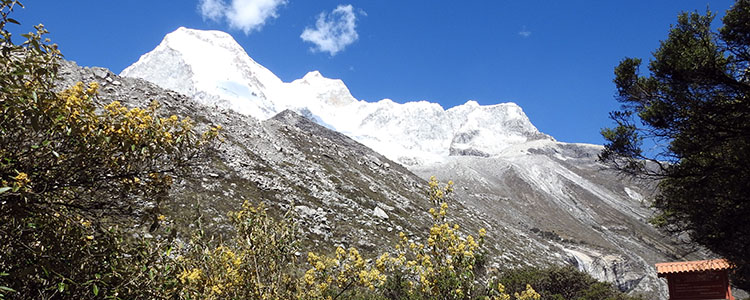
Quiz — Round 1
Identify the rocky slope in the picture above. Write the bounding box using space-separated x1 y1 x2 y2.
97 27 723 298
59 60 550 266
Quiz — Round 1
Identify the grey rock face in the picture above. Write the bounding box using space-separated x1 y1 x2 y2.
410 141 712 298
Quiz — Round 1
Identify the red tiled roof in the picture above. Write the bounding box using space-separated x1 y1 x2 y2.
656 259 733 277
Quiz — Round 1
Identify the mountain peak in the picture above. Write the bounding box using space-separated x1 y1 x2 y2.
122 27 284 118
167 27 234 42
303 70 323 79
122 27 553 166
158 27 249 60
464 100 480 107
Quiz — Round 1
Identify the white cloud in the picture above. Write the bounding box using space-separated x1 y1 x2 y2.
519 25 531 38
198 0 287 34
199 0 225 22
300 4 360 56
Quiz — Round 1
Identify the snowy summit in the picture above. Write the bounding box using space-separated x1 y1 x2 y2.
122 27 552 165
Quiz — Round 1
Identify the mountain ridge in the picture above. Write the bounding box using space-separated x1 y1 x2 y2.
121 27 551 166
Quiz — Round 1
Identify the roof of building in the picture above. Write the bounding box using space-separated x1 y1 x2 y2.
656 259 733 277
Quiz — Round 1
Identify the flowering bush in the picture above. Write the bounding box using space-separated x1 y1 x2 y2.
299 176 540 300
0 1 219 297
174 201 301 299
164 176 539 300
375 177 483 299
302 246 386 299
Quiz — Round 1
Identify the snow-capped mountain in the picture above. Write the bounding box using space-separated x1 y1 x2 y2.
121 27 550 166
117 27 722 298
121 27 283 117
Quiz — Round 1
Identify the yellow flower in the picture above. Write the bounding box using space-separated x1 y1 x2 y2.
467 235 476 246
335 246 346 259
430 225 441 236
376 253 389 270
14 172 30 186
304 269 316 285
178 268 203 283
157 214 166 221
86 82 99 95
308 252 319 264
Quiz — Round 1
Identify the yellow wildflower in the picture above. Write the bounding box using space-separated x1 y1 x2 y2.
211 284 223 295
14 172 30 186
178 268 203 283
315 261 326 271
304 269 315 285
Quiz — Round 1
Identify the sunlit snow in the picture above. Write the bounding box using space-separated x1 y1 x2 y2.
122 27 552 166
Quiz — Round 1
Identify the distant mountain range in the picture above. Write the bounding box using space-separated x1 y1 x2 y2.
98 27 719 298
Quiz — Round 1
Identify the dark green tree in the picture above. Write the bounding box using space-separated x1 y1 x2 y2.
600 0 750 290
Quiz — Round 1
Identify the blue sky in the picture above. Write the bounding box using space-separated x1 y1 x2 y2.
10 0 736 144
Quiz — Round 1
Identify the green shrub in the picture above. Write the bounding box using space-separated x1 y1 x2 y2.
0 1 219 297
173 201 302 299
496 266 643 300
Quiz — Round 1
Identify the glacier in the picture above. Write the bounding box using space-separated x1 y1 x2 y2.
121 27 551 166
